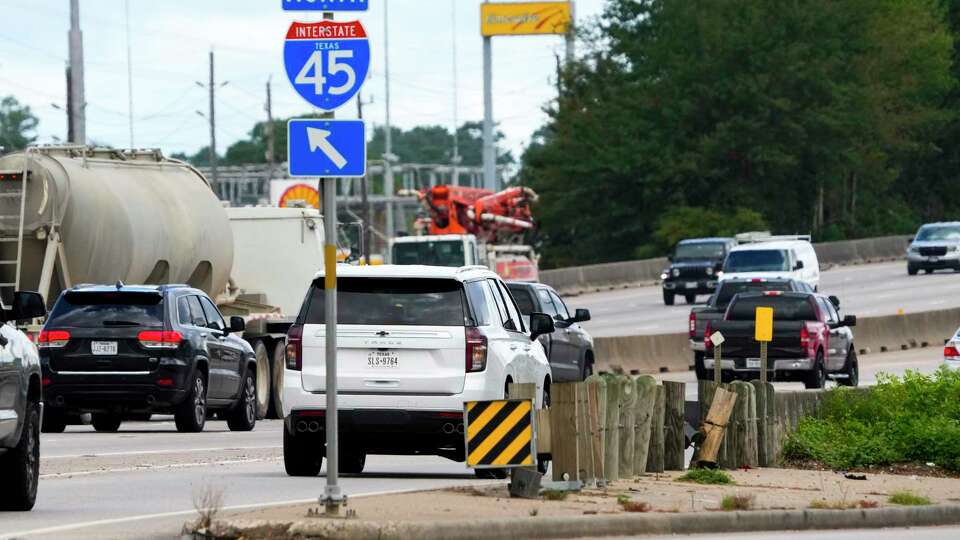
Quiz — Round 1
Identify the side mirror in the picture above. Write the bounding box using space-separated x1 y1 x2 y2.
569 308 591 324
794 260 805 270
529 312 556 342
8 291 46 322
842 315 857 327
828 295 840 309
667 255 673 262
229 316 245 333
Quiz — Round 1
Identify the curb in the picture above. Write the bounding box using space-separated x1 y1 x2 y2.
211 503 960 539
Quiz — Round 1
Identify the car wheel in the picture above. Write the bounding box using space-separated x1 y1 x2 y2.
340 446 367 474
283 427 323 476
685 294 696 304
907 264 918 276
580 356 594 381
227 373 257 432
175 373 207 433
693 352 708 381
474 468 508 479
41 407 67 433
663 291 675 306
838 349 859 387
271 340 286 420
0 402 40 510
91 413 122 433
253 340 270 420
804 351 826 389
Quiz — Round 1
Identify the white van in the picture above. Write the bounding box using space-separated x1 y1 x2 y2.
721 235 820 290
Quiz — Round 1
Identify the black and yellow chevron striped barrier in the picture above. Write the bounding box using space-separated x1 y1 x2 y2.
464 398 536 468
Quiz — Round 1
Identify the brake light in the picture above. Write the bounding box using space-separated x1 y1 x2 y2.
42 377 52 386
945 345 960 359
762 291 783 296
688 311 697 338
466 327 487 373
138 331 183 349
157 378 174 387
800 325 810 351
704 322 712 350
286 324 303 371
37 330 70 348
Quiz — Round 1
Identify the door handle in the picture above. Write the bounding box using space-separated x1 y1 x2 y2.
510 345 519 351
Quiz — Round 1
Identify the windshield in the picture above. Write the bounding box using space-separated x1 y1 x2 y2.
724 250 789 272
915 226 960 242
47 291 165 328
392 240 466 267
675 242 725 260
715 281 792 308
727 295 816 321
302 277 468 326
506 285 536 316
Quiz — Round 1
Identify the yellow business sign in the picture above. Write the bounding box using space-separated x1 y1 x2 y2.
755 307 774 342
481 2 572 37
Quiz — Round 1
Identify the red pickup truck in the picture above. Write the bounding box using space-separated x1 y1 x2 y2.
703 291 858 388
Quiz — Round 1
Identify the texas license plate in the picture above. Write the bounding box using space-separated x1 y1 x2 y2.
685 281 698 289
367 351 399 368
930 257 939 262
746 358 761 369
92 341 118 355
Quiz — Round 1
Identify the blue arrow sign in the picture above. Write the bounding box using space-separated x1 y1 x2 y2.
282 0 368 11
288 119 366 178
284 21 370 111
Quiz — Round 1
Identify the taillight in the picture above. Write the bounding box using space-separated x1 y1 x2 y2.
37 330 70 349
704 322 712 350
138 331 183 349
286 325 303 371
42 377 52 386
762 291 783 296
466 327 487 373
800 325 810 351
688 311 697 338
945 345 960 359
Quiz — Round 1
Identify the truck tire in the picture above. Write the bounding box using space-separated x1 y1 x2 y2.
693 352 708 381
41 408 67 433
271 340 286 419
663 291 675 306
252 340 270 420
284 427 323 476
91 413 122 432
175 373 207 433
838 348 859 387
0 403 39 511
804 351 826 389
685 294 696 304
226 373 257 432
340 446 367 474
907 264 918 276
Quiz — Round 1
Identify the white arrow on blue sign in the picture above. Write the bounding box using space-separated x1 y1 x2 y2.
282 0 368 11
288 119 366 178
284 21 370 112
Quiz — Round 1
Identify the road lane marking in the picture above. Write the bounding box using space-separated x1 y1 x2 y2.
45 445 279 460
40 457 281 479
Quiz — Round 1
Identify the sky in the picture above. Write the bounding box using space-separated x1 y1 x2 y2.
0 0 607 162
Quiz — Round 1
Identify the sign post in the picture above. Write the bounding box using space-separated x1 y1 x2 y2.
710 331 725 384
282 0 369 515
754 307 774 384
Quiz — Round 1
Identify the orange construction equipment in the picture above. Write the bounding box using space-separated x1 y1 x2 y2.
415 185 538 243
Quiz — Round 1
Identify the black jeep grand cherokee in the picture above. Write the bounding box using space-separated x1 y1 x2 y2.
39 284 257 433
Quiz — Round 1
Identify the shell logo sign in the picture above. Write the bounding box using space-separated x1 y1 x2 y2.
480 2 572 37
271 180 319 209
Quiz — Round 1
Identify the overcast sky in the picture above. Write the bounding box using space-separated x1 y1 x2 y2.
0 0 606 161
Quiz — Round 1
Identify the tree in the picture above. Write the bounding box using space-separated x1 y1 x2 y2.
366 121 513 166
0 96 38 153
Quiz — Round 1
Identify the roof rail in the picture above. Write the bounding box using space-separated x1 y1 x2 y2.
735 232 811 244
457 265 490 273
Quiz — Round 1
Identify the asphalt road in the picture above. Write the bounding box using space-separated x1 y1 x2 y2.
0 347 944 540
575 260 960 337
604 526 960 540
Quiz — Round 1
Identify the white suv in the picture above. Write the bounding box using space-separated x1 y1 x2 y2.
281 265 555 478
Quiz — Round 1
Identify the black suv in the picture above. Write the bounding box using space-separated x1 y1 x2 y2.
661 237 736 305
39 284 258 434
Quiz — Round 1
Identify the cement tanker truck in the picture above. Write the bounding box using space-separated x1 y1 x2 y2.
0 145 324 418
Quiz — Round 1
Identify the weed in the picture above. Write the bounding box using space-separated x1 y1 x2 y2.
810 498 881 510
616 494 631 505
189 484 224 535
677 468 735 485
528 508 539 516
889 491 931 506
620 500 652 512
720 494 754 511
542 490 569 501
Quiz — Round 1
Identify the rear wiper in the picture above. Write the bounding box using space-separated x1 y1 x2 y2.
102 320 141 327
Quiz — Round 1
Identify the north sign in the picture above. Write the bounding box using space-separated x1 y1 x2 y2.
284 21 370 111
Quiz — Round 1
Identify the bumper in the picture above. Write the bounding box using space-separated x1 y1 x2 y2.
704 357 814 375
663 279 718 295
944 359 960 370
690 339 705 352
42 368 191 413
907 253 960 269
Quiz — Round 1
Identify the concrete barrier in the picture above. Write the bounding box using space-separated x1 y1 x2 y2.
541 235 911 294
595 307 959 375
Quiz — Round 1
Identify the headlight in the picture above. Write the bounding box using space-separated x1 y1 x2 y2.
705 267 714 276
908 246 919 253
660 272 668 280
672 268 680 277
716 271 724 278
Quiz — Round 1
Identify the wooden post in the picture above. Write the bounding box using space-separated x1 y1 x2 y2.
583 375 606 483
713 342 722 383
751 380 775 467
645 385 665 473
633 375 657 474
602 374 622 481
575 382 593 483
727 382 757 468
550 383 579 482
662 381 686 471
619 376 638 478
697 386 737 467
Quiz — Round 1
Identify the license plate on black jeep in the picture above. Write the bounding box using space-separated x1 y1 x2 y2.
92 341 118 355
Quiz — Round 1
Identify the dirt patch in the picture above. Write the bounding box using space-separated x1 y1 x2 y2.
783 458 960 480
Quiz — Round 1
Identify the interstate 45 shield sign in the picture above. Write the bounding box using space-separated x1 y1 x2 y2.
284 21 370 111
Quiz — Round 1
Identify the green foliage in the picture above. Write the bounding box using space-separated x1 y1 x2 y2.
720 494 754 511
784 368 960 471
366 121 513 167
519 0 956 267
0 96 38 152
653 207 767 253
677 468 734 485
542 490 569 501
888 491 931 506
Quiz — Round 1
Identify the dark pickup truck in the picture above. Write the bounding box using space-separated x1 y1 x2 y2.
703 291 858 389
689 278 813 380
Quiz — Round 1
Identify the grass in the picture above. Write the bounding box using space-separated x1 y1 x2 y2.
809 499 878 510
720 494 754 511
616 495 651 513
888 491 931 506
542 490 569 501
677 468 735 485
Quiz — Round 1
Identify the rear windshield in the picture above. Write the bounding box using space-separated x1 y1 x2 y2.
47 291 165 328
715 281 792 308
724 249 789 272
302 278 468 326
392 240 465 267
727 295 816 321
506 285 536 316
675 242 725 260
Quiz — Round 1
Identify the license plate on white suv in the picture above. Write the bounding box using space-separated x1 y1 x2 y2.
92 341 118 355
367 351 399 368
746 358 761 369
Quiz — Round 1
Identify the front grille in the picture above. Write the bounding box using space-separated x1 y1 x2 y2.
920 246 948 257
677 267 708 279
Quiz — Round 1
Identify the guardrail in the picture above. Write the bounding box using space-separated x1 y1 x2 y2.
540 235 911 294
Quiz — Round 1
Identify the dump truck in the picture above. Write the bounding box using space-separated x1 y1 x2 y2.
0 145 324 418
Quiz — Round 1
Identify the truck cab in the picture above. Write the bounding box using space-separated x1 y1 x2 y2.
390 234 480 267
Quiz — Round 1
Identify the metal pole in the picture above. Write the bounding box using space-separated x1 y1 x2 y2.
68 0 86 144
208 50 218 185
760 341 768 385
124 0 135 148
451 0 460 166
357 95 372 263
383 0 395 240
565 0 575 65
266 77 275 182
481 32 495 191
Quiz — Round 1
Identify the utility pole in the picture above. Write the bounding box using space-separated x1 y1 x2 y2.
357 94 372 264
208 50 218 184
481 1 495 191
125 0 135 148
265 77 275 180
451 0 462 186
65 66 74 143
383 0 395 241
565 1 576 65
68 0 86 145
